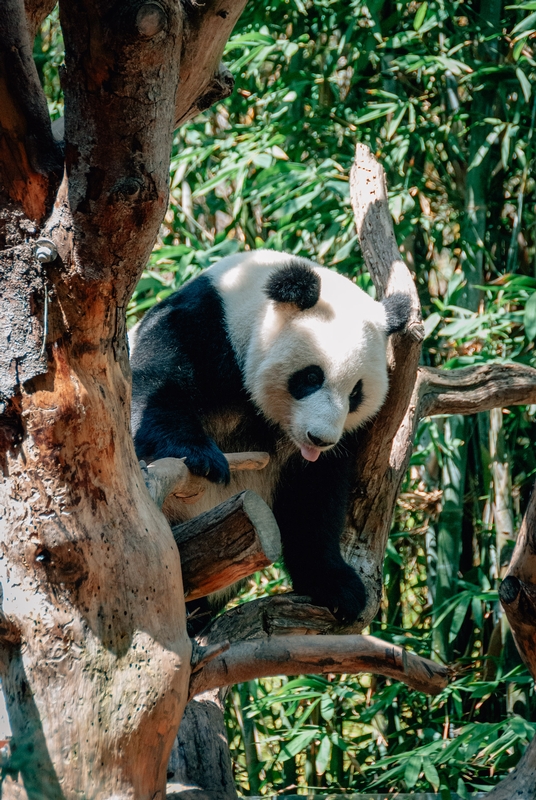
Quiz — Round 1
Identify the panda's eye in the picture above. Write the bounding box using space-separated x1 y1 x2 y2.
349 379 363 413
288 366 325 400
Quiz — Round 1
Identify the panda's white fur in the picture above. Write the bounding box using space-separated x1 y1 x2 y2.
130 249 409 626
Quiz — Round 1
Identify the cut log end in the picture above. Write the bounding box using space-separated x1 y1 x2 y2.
173 490 281 601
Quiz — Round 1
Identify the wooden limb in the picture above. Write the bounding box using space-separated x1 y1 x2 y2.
175 0 248 127
167 689 238 799
0 0 61 221
23 0 57 39
143 451 270 509
189 634 449 700
418 363 536 417
199 594 346 643
497 479 536 693
342 144 424 627
173 491 281 600
190 640 230 674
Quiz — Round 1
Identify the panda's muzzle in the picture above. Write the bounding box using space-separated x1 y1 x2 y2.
307 432 336 448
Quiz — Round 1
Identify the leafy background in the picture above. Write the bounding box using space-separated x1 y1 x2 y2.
37 0 536 794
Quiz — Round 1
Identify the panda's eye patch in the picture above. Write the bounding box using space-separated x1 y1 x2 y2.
349 379 363 413
288 366 325 400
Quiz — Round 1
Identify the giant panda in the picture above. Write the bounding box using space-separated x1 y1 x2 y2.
130 250 410 627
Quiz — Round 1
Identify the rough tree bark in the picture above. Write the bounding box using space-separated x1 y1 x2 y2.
0 1 247 797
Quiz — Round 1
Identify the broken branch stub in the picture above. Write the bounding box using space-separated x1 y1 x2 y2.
142 451 270 509
174 490 281 600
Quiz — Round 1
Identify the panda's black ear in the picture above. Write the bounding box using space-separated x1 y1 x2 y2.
382 293 411 335
265 262 321 311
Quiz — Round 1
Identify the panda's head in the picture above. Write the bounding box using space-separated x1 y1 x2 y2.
239 258 411 462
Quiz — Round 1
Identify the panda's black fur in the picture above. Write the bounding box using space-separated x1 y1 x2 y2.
130 251 411 632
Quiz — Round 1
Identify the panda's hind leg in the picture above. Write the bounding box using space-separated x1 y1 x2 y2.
273 443 366 624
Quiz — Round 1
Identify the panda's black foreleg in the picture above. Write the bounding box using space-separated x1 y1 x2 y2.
273 445 366 623
132 378 230 485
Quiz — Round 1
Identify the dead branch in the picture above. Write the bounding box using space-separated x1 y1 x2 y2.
175 0 248 126
23 0 56 39
190 640 230 674
199 594 347 643
189 634 448 699
0 0 61 220
342 144 423 628
173 490 281 600
498 484 536 677
142 451 269 509
418 363 536 417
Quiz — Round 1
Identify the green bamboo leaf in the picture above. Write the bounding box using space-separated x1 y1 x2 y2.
468 127 502 170
404 755 422 788
315 735 331 775
516 67 532 101
512 10 536 34
278 729 317 761
414 2 428 31
423 760 440 790
320 693 334 721
448 595 471 642
524 293 536 339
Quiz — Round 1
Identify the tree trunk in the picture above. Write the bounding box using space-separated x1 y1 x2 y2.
0 1 247 797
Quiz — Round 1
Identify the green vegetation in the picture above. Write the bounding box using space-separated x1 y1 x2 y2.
35 0 536 794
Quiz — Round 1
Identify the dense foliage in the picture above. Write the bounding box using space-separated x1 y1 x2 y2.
36 0 536 794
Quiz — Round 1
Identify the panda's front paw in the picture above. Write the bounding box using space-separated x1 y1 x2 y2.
310 565 367 624
183 443 230 485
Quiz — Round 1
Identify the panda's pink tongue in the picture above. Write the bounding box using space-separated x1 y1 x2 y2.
300 444 321 462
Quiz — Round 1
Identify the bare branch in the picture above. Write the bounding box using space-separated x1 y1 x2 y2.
418 363 536 417
24 0 56 40
142 451 269 508
342 144 424 627
189 634 449 699
173 491 281 601
175 1 248 127
200 595 347 643
190 640 230 674
0 0 61 220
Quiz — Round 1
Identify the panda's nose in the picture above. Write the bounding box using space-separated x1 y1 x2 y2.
307 432 336 448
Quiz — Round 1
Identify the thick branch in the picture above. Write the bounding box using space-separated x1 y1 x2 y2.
200 595 346 643
189 635 448 699
418 363 536 417
175 0 248 127
173 490 281 600
24 0 57 40
341 144 423 627
0 0 61 221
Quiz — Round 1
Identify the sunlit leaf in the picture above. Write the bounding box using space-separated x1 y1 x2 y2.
414 2 428 31
524 293 536 339
315 735 331 774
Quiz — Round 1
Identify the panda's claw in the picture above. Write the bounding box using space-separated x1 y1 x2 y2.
183 443 231 485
